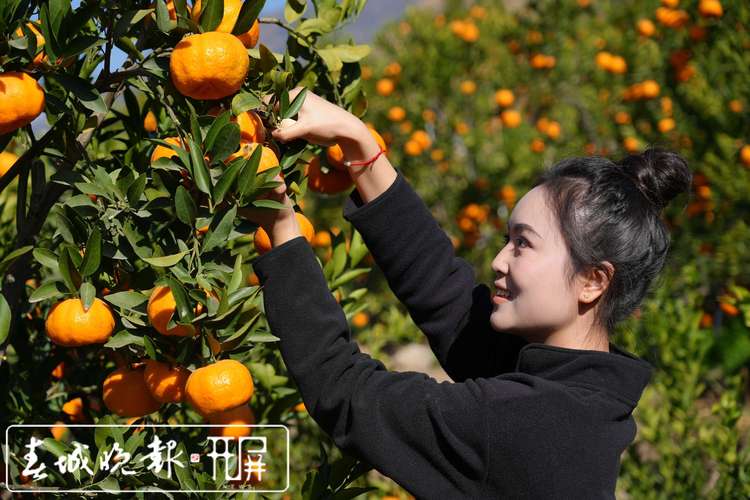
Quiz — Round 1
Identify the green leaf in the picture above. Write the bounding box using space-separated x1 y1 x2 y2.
187 100 203 146
231 92 262 115
237 145 263 198
127 174 147 205
209 123 241 164
28 281 66 303
202 205 238 253
0 245 33 276
284 0 307 23
250 198 288 210
283 87 308 119
198 0 224 32
104 330 145 349
143 334 157 359
48 74 107 114
204 109 232 153
143 251 188 268
329 268 369 289
257 44 279 73
79 228 102 277
80 282 96 311
348 230 368 267
58 248 81 293
233 0 265 35
155 0 176 33
245 332 280 342
103 291 149 310
0 294 10 345
331 241 347 279
214 157 245 205
175 185 197 227
162 277 193 325
188 137 212 198
228 254 243 294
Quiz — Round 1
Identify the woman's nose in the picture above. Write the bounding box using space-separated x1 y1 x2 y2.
491 246 509 275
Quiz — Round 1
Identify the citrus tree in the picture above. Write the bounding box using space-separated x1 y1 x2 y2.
342 0 749 497
0 0 387 496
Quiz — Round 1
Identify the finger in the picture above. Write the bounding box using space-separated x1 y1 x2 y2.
271 120 311 143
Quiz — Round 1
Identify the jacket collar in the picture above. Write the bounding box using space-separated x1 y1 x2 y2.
514 341 655 408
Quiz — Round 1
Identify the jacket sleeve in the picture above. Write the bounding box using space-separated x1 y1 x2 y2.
341 169 527 381
252 236 494 497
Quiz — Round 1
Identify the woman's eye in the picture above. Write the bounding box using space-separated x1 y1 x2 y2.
503 233 527 248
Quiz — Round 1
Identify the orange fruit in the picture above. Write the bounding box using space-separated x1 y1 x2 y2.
460 80 477 95
624 137 640 152
147 285 200 337
404 140 423 156
293 402 307 413
143 360 191 404
641 80 660 99
387 106 406 122
740 145 750 167
500 109 521 128
376 78 395 97
0 151 19 178
411 130 432 150
207 106 266 143
226 142 279 173
384 62 402 77
729 100 743 113
719 301 738 317
352 312 369 328
494 89 515 108
45 298 115 347
191 0 261 48
62 397 86 423
103 366 162 418
531 138 545 153
50 422 68 441
545 121 561 140
207 404 256 437
658 118 675 133
253 211 315 254
312 230 332 248
185 359 254 416
51 361 66 379
637 18 656 37
614 111 631 125
14 22 46 66
247 272 260 286
143 110 157 132
305 156 354 195
169 32 249 100
699 312 713 329
698 0 723 18
150 136 186 163
0 71 45 135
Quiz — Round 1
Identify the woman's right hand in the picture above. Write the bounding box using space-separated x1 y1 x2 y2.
267 87 370 148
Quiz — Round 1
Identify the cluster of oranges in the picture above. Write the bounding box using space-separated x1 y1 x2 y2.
456 202 492 249
403 130 432 157
685 172 716 223
622 79 661 102
529 53 556 70
449 19 480 43
595 51 628 74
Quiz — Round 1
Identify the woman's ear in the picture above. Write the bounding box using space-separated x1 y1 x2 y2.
579 261 614 303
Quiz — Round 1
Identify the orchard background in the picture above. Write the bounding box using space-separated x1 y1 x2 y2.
1 0 750 499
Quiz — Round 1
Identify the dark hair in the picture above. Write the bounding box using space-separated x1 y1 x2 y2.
530 146 692 336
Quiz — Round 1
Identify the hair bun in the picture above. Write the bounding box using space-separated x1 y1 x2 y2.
617 146 692 211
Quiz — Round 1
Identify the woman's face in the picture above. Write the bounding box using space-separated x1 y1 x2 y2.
489 185 583 342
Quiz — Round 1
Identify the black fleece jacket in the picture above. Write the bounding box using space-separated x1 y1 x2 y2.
252 169 655 499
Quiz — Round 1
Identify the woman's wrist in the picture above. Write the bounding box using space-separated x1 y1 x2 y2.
269 215 301 247
338 121 381 165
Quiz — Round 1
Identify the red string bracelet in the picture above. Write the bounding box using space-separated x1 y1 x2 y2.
343 147 386 169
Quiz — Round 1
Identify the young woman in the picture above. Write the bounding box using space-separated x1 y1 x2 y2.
244 87 692 499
